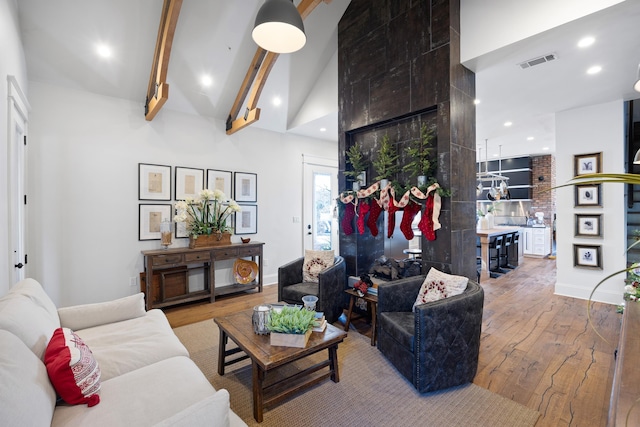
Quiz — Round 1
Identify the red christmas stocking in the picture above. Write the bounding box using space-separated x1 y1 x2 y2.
357 201 370 234
366 199 383 236
387 197 399 238
419 194 437 241
400 201 421 240
341 203 356 235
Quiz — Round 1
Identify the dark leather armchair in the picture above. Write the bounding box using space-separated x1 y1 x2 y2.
278 256 346 323
377 275 484 393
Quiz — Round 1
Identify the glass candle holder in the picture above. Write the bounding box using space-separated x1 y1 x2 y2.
160 219 173 249
252 305 271 335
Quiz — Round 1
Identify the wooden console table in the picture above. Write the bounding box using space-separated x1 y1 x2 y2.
141 242 264 310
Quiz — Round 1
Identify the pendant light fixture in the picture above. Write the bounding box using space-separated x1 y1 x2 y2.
634 63 640 92
252 0 306 54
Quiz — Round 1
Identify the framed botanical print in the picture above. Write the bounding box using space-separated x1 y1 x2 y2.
575 214 602 238
207 169 233 197
139 204 172 240
573 244 602 269
139 163 171 201
574 152 602 176
235 204 257 234
234 172 257 202
175 167 204 200
575 184 601 207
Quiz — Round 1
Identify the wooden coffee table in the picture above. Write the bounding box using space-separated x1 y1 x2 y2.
214 308 348 423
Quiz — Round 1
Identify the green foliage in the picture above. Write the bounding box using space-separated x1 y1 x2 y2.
403 124 436 179
372 134 400 181
344 144 368 179
267 306 316 334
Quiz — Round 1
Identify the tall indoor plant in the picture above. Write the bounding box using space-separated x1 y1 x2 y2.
403 124 436 186
372 134 400 188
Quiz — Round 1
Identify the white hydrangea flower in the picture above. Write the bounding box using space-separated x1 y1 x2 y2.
625 284 635 294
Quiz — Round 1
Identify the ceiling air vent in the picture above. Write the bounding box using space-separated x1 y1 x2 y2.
518 53 557 69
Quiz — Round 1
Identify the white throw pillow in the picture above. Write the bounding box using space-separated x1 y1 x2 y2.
302 250 335 283
413 268 469 310
58 292 146 331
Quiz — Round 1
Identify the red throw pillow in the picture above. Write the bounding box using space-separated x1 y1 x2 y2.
44 327 101 407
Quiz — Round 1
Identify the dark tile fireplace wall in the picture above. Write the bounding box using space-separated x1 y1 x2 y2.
337 0 477 280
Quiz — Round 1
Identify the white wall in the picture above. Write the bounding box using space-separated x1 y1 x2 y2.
460 0 623 62
555 100 625 305
27 81 337 306
1 0 29 295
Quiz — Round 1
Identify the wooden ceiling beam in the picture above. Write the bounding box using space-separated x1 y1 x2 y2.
145 0 183 121
226 0 332 135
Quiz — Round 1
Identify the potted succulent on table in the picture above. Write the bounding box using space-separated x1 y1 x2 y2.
372 134 400 189
267 306 316 348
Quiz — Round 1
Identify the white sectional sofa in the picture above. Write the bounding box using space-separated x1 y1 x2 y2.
0 278 246 427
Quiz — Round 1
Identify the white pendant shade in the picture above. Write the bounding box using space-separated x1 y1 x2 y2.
253 0 306 54
634 63 640 92
633 148 640 164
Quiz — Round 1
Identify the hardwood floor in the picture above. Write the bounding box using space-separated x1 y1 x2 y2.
164 257 621 426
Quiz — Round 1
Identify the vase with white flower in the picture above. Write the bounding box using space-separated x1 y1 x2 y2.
174 189 241 248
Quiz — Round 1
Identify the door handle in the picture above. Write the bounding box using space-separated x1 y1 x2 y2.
14 263 24 269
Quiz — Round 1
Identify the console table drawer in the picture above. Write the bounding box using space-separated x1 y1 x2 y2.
152 254 184 266
184 251 211 262
212 248 239 260
238 246 261 257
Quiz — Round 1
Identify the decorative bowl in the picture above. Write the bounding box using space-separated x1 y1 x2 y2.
241 237 251 244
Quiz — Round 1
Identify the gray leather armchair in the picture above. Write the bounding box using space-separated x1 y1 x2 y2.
377 275 484 393
277 256 346 324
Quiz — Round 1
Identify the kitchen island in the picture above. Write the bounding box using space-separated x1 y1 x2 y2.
477 227 523 281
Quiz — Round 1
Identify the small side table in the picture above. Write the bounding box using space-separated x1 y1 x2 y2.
403 248 422 259
344 288 378 346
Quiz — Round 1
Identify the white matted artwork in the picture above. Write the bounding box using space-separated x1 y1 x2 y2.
573 244 602 269
234 172 257 202
575 184 601 207
139 163 171 200
139 204 172 240
207 169 233 196
235 204 257 234
175 167 204 200
575 214 602 238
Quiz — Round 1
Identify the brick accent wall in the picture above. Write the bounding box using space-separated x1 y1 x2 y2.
531 155 556 229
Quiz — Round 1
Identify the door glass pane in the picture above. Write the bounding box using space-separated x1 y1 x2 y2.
313 172 332 250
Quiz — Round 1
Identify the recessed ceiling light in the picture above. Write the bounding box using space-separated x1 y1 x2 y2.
492 153 499 157
578 36 595 48
200 75 213 87
504 121 512 127
320 127 326 132
474 99 480 105
587 65 602 75
96 44 112 58
542 146 550 151
272 96 282 106
527 136 534 141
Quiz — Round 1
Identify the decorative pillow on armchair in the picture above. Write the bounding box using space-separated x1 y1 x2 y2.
302 250 335 283
413 267 469 310
44 327 101 407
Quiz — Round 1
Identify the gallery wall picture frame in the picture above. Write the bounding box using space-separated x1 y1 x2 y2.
573 244 602 269
207 169 233 197
574 152 602 176
175 167 204 200
175 216 189 239
575 184 602 207
139 163 171 201
235 204 258 235
139 204 172 241
575 214 603 238
234 172 257 202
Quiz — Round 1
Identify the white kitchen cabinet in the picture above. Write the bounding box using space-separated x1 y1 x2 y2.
523 227 550 257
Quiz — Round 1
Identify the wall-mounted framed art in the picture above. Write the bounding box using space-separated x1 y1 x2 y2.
235 204 257 234
575 214 602 238
175 167 204 200
234 172 257 202
574 152 602 176
175 219 189 239
575 184 602 207
139 163 171 201
139 204 172 240
207 169 233 196
573 244 602 269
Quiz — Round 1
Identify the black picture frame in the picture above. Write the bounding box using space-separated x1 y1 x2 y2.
573 244 602 269
138 163 171 201
206 169 233 197
139 204 172 241
234 172 257 203
175 167 204 200
235 204 258 234
575 214 603 238
575 184 602 207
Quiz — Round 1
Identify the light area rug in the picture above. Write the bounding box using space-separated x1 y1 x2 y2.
174 320 540 427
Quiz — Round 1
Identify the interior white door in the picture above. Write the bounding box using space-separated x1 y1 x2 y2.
7 76 30 285
303 155 338 252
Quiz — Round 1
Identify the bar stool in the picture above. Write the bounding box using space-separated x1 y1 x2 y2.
499 233 514 270
488 235 504 278
508 232 520 268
